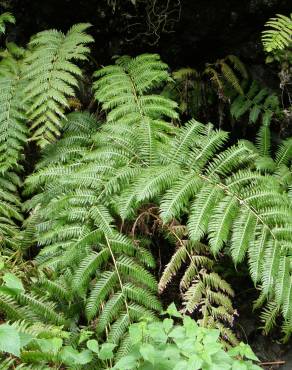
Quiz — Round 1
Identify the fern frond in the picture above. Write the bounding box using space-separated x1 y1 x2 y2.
24 24 93 147
0 12 15 35
262 13 292 52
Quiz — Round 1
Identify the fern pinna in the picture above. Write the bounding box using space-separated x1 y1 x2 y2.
92 54 292 339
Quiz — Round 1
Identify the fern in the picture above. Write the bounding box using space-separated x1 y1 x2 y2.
0 12 15 35
0 172 23 250
24 23 93 147
15 52 292 364
164 55 248 118
162 67 207 116
205 55 248 96
24 110 162 352
230 80 280 126
91 58 292 336
262 13 292 52
253 123 292 181
23 55 178 351
0 46 28 172
158 222 237 344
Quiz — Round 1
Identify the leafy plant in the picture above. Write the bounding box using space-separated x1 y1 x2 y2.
0 12 14 35
114 304 261 370
23 108 163 354
0 320 117 369
24 23 93 147
163 55 248 121
204 55 248 97
155 222 238 346
93 56 292 338
230 80 280 126
262 13 292 52
0 42 28 172
0 10 291 368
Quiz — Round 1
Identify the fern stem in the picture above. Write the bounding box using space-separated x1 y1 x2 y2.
104 235 132 324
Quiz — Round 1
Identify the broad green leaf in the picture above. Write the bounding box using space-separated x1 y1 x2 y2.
148 322 168 343
174 360 188 370
162 345 180 361
169 326 185 341
37 338 63 354
163 318 173 334
3 273 24 292
183 316 198 337
140 343 156 364
60 346 93 365
114 355 138 369
242 344 259 361
0 324 21 357
99 343 116 360
232 361 248 370
129 323 144 344
187 354 203 370
165 303 182 318
87 339 99 354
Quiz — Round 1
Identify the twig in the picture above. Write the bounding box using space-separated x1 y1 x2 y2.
259 360 285 366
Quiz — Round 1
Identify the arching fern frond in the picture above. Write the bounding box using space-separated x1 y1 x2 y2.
0 12 15 35
0 47 28 172
262 13 292 52
24 24 93 147
230 80 280 126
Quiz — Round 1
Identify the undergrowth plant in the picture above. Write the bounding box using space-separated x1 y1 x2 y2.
0 12 14 36
114 304 261 370
0 10 291 369
92 55 292 340
262 13 292 53
24 23 94 147
163 55 248 121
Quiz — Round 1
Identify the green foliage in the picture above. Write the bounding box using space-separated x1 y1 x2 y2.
24 23 93 147
163 55 248 118
159 226 237 346
205 55 248 96
24 109 162 354
0 171 23 251
0 307 260 369
0 12 15 35
262 13 292 52
163 67 211 116
0 12 291 368
230 80 280 126
0 45 28 172
114 304 261 370
92 56 292 337
0 320 117 369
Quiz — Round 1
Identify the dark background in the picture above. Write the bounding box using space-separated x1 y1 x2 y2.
1 0 291 68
